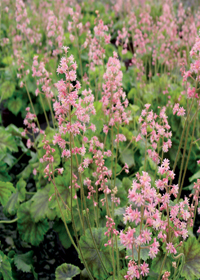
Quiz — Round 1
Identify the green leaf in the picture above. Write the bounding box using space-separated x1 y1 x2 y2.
181 237 200 280
127 246 150 262
128 88 137 100
2 56 13 66
0 181 15 206
121 127 133 140
79 227 113 279
17 200 49 246
0 251 13 280
122 177 132 192
17 163 32 180
0 81 15 100
0 127 18 153
49 176 76 221
114 207 126 217
0 161 11 182
55 263 80 280
5 124 24 137
14 251 34 273
89 102 104 135
189 171 200 182
147 270 159 280
53 221 73 249
2 153 15 166
129 104 140 112
72 198 98 233
7 98 23 115
4 179 26 215
151 250 171 274
120 150 135 168
105 44 116 58
147 157 157 171
30 185 56 222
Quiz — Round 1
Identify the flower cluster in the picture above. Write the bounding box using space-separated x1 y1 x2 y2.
84 18 110 71
67 5 84 43
137 104 172 165
101 52 129 130
21 107 40 149
53 47 96 156
32 55 54 98
104 215 119 247
116 26 130 55
46 10 64 55
120 160 192 279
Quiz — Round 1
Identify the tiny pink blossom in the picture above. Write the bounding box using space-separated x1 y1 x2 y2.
33 168 37 175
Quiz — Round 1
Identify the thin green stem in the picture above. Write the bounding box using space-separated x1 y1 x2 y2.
157 252 167 280
178 107 198 200
138 205 144 280
55 189 78 252
0 218 18 224
47 98 56 129
38 93 50 127
171 98 194 185
172 253 185 280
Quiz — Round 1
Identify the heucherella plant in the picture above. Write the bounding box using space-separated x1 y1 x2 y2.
35 44 200 280
1 1 200 280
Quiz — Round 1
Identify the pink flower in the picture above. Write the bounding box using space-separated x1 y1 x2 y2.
149 238 159 259
177 107 185 116
62 149 71 158
166 242 177 254
142 229 152 244
124 163 129 174
140 262 149 276
89 124 96 132
125 261 140 279
33 168 37 175
115 134 126 143
136 134 142 142
26 139 32 149
120 228 135 250
57 168 64 175
103 125 109 134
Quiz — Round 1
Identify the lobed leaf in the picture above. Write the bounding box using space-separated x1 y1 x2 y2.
151 250 171 274
0 251 13 280
0 181 15 206
30 185 56 222
17 200 49 246
0 81 15 100
7 97 23 115
181 237 200 280
55 263 80 280
0 127 18 153
79 227 113 279
4 179 26 215
49 176 76 221
53 221 73 249
14 251 34 273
